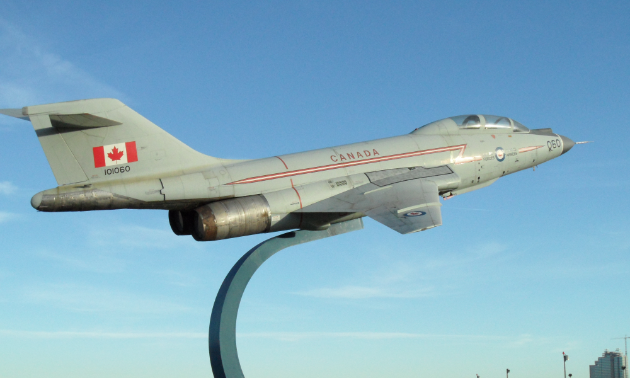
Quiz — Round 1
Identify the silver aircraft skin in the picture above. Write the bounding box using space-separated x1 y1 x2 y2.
0 98 576 241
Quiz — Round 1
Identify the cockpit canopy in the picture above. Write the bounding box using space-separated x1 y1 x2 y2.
412 114 530 134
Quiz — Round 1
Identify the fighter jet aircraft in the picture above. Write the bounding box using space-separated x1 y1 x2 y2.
0 98 577 241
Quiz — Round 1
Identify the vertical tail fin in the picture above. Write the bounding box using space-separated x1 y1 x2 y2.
3 98 226 186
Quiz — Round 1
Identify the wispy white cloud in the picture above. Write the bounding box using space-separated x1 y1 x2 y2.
297 241 508 301
0 211 20 223
0 329 544 348
89 224 200 250
0 329 205 339
22 283 192 313
472 241 507 258
446 206 491 212
238 332 504 342
237 332 545 346
154 269 201 287
509 333 535 347
36 249 126 273
295 285 435 299
293 257 437 300
550 341 582 354
503 333 557 350
369 260 419 285
0 18 123 110
0 181 17 195
421 241 508 270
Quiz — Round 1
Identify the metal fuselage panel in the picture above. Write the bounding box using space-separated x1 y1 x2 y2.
33 129 565 212
222 132 562 196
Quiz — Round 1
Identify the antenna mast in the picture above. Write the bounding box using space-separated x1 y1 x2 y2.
613 335 629 378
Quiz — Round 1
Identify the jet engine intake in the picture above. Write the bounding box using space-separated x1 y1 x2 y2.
169 210 196 235
192 195 271 241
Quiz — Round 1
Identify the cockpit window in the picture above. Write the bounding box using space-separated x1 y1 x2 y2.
412 115 531 134
484 115 512 129
451 115 481 129
449 114 530 133
512 120 530 133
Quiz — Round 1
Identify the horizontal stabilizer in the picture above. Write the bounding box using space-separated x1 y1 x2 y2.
0 108 29 120
49 114 122 129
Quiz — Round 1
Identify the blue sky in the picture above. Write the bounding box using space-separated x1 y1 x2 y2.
1 1 629 377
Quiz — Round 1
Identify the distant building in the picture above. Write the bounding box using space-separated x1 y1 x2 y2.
589 349 627 378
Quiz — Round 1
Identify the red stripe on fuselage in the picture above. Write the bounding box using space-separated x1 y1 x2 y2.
518 146 543 153
227 144 466 185
275 156 289 169
290 179 304 227
290 179 303 209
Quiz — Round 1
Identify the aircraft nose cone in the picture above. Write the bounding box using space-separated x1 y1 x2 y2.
560 135 575 155
31 191 43 210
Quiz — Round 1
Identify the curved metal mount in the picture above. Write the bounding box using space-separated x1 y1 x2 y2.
209 219 364 378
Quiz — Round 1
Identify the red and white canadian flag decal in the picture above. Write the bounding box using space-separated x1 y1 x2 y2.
93 142 138 168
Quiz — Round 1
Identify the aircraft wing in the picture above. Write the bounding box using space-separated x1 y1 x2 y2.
362 179 442 234
300 166 453 234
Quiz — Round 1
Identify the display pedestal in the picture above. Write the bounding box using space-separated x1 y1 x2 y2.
209 219 364 378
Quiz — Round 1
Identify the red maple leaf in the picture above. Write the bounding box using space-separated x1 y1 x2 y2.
107 146 124 161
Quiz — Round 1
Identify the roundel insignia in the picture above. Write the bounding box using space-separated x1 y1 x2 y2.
495 147 505 162
404 210 426 217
